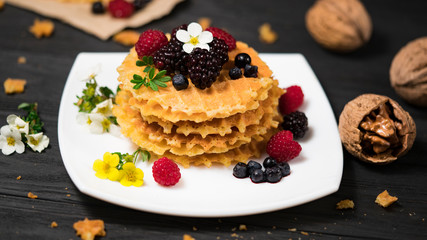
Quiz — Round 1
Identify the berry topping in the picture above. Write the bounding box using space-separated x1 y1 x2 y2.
108 0 134 18
229 67 242 80
172 74 189 91
266 130 302 162
282 111 309 139
135 29 168 58
265 166 282 183
278 162 291 177
133 0 151 11
233 162 249 178
234 53 251 68
153 38 190 75
92 1 105 14
279 85 304 115
244 64 258 78
247 160 262 175
187 38 229 89
263 157 277 168
205 27 236 51
250 168 265 183
152 157 181 186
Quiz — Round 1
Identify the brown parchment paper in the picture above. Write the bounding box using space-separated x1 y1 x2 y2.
5 0 183 40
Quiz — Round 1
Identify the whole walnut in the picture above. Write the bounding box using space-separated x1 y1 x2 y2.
305 0 372 52
390 37 427 107
339 94 416 164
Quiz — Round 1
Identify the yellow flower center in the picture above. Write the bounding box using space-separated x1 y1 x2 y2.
30 137 39 146
101 119 110 131
17 125 24 130
87 118 92 125
7 137 16 146
97 106 108 115
190 37 199 45
125 171 136 182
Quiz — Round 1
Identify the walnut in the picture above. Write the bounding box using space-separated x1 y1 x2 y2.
390 37 427 107
338 94 416 164
305 0 372 52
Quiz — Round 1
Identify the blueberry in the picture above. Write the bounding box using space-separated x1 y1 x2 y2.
233 162 248 178
229 67 242 80
92 1 105 14
278 162 291 177
172 74 189 91
250 168 265 183
134 0 151 11
244 64 258 78
263 157 277 168
235 53 251 68
265 166 282 183
247 160 262 175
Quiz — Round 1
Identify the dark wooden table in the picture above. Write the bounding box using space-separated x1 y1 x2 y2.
1 0 426 239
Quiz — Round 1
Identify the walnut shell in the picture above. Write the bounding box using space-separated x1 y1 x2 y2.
305 0 372 52
338 94 416 164
390 37 427 107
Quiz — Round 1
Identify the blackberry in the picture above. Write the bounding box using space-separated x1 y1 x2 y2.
133 0 151 11
265 166 282 183
153 38 190 75
235 53 251 68
244 64 258 78
278 162 291 177
172 74 189 91
187 38 229 89
247 160 262 175
250 168 265 183
229 67 242 80
282 111 308 139
233 162 249 178
92 1 105 14
263 157 277 168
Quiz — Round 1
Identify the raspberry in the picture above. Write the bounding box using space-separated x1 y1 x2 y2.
135 29 168 58
282 111 308 139
108 0 134 18
279 85 304 115
152 157 181 186
206 27 236 51
266 130 301 162
187 38 229 89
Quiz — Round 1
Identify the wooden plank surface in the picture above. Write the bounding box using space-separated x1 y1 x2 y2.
1 0 427 239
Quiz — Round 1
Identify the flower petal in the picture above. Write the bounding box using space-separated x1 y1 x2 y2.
196 43 210 51
176 29 190 43
123 162 136 171
93 159 105 172
2 144 15 155
183 43 195 53
6 114 18 125
120 178 133 187
0 125 11 136
132 179 144 187
15 141 25 154
187 22 202 37
198 31 213 44
107 168 122 181
76 112 89 125
109 124 122 138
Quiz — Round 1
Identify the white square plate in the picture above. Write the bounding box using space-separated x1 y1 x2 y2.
58 53 343 217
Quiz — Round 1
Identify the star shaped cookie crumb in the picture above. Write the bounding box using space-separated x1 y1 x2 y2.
73 218 106 240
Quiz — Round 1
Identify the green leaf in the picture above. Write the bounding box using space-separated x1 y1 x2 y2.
153 80 167 88
148 56 154 65
149 81 158 91
18 102 31 110
99 86 114 98
153 70 167 79
136 60 144 66
142 56 148 63
133 82 143 89
133 74 143 81
141 150 150 162
143 66 151 73
158 76 171 82
149 68 155 79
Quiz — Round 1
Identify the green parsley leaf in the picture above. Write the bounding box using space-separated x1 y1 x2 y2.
131 56 171 91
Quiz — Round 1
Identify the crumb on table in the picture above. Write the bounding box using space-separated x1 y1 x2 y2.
198 17 211 30
29 18 55 39
259 23 278 44
183 234 195 240
27 192 38 199
375 190 398 207
336 199 355 209
17 56 27 64
73 218 106 240
113 30 140 46
4 78 27 94
51 221 58 228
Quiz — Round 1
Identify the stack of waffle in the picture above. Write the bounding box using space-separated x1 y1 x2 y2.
113 42 284 167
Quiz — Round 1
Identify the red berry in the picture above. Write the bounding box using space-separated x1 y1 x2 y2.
135 29 168 58
152 157 181 186
108 0 134 18
279 85 304 115
205 27 236 51
266 130 301 162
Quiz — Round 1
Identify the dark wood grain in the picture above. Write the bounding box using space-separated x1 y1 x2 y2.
1 0 427 239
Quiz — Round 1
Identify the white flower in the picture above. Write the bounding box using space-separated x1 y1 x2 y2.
26 132 49 153
0 125 25 155
6 114 29 135
78 63 102 82
91 99 113 117
176 22 213 53
77 112 114 134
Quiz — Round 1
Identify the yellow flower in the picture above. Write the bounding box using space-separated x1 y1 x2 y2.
119 162 144 187
93 152 122 181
